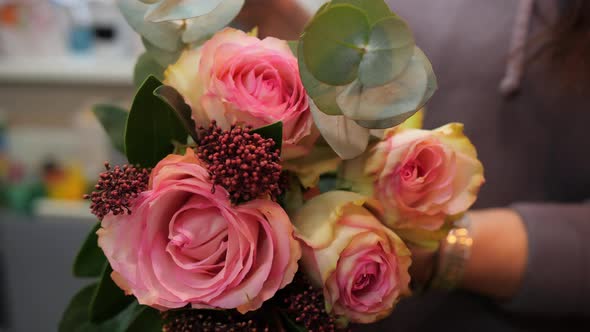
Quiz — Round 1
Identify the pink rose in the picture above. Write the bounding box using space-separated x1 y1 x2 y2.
366 123 485 231
97 149 301 313
165 28 318 159
292 191 411 324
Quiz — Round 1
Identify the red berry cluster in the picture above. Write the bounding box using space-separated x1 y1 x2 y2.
197 121 283 204
162 309 272 332
84 162 150 220
278 273 351 332
161 273 349 332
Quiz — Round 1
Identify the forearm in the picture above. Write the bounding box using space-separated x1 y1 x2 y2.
459 209 528 299
434 203 590 316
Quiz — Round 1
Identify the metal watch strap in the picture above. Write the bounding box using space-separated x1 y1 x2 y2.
430 215 473 290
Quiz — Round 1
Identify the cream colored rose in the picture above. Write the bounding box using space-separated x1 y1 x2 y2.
292 191 411 325
165 28 318 160
366 123 485 231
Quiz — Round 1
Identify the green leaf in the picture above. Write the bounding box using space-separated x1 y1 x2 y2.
279 310 307 332
144 0 225 22
60 285 98 332
59 284 141 332
153 85 200 142
89 264 134 323
73 222 107 278
331 0 392 24
302 4 370 85
125 76 189 168
251 121 283 153
126 307 163 332
134 52 165 88
93 105 128 155
358 15 415 87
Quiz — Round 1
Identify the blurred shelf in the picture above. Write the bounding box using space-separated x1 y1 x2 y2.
0 200 95 222
32 199 95 221
0 55 135 85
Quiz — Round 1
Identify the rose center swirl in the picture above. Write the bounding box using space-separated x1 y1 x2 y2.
166 203 229 273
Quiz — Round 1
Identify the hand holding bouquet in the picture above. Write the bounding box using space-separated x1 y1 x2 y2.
60 1 484 331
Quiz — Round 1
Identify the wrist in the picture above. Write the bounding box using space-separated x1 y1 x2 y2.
460 209 527 298
429 215 473 290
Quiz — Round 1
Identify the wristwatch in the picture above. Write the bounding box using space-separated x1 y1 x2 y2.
429 215 473 290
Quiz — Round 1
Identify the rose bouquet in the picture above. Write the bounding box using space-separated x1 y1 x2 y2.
60 1 484 332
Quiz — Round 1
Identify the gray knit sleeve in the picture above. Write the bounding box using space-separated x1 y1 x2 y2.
504 202 590 316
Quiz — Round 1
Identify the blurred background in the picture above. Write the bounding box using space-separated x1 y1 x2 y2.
0 1 321 331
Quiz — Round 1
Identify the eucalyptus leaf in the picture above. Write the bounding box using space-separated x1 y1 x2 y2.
126 307 163 332
60 284 142 332
181 0 245 44
145 0 224 22
125 76 189 168
415 47 438 109
355 113 416 129
336 47 429 126
134 52 166 88
311 1 332 19
302 4 370 86
90 264 134 323
73 222 107 278
92 105 128 154
142 37 183 67
153 85 199 142
310 101 369 160
118 0 182 52
251 121 283 153
331 0 393 25
298 42 344 116
358 15 415 87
